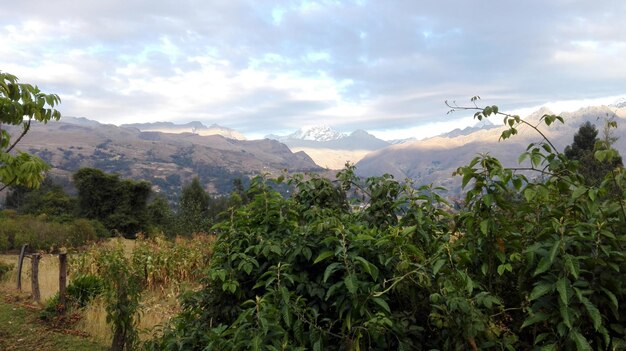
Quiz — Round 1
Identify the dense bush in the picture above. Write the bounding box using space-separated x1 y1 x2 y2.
147 104 626 350
0 261 13 281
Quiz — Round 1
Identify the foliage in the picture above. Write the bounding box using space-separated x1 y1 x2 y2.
0 215 105 252
4 177 76 221
176 177 210 235
0 71 61 191
564 120 623 186
73 168 152 237
146 98 626 350
71 235 215 349
0 261 13 281
174 177 235 236
146 195 175 236
40 274 105 320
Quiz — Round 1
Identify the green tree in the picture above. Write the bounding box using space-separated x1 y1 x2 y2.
146 194 174 236
177 177 210 235
564 121 623 186
73 168 151 237
1 71 61 190
4 178 75 220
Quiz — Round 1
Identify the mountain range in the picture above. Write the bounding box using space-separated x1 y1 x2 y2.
120 121 247 140
356 105 626 195
5 103 625 201
7 118 321 201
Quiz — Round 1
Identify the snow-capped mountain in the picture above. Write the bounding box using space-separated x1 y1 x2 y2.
274 125 346 142
610 97 626 109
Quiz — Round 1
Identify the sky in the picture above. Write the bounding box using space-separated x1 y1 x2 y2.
2 0 626 140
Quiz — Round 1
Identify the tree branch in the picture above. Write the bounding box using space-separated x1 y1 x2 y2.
6 117 32 153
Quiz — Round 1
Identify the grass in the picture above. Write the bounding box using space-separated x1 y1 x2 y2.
0 294 107 351
0 254 61 301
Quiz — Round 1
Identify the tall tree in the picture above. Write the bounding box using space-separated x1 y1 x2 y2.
0 71 62 190
177 177 210 235
564 121 623 186
73 168 151 237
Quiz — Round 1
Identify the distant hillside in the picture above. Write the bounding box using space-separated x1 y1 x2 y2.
121 121 247 140
356 105 626 195
7 118 322 201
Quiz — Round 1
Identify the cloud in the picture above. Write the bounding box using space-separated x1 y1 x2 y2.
1 0 626 139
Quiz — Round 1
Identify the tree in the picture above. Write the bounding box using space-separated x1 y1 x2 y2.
177 177 210 235
73 168 152 237
0 71 61 191
4 177 75 220
146 194 174 236
564 120 623 186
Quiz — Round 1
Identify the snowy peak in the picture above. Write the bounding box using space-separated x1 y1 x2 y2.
610 97 626 109
289 125 346 142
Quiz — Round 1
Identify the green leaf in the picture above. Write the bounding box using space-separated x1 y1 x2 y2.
564 255 580 279
354 256 379 281
529 281 553 301
480 219 489 235
323 262 342 283
556 277 569 306
524 188 536 202
314 250 335 264
344 274 358 295
521 312 548 329
570 330 592 351
560 302 572 329
533 256 552 277
571 186 587 200
432 259 446 276
372 297 391 313
580 296 602 331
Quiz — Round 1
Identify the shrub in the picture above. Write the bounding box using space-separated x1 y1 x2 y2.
0 261 13 281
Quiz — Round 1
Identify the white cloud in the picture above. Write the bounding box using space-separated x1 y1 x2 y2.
1 1 626 139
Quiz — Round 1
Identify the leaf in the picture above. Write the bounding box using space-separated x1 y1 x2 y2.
559 302 572 329
314 251 335 264
344 274 358 295
570 330 592 351
580 296 602 331
571 186 587 200
480 219 489 235
555 277 569 306
432 259 446 276
564 255 580 279
323 262 342 283
354 256 379 281
524 188 536 202
529 281 553 301
372 297 391 313
521 312 548 329
533 256 552 277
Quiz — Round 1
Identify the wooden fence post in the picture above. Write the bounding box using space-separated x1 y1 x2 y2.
31 253 41 303
59 251 67 312
16 244 29 291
